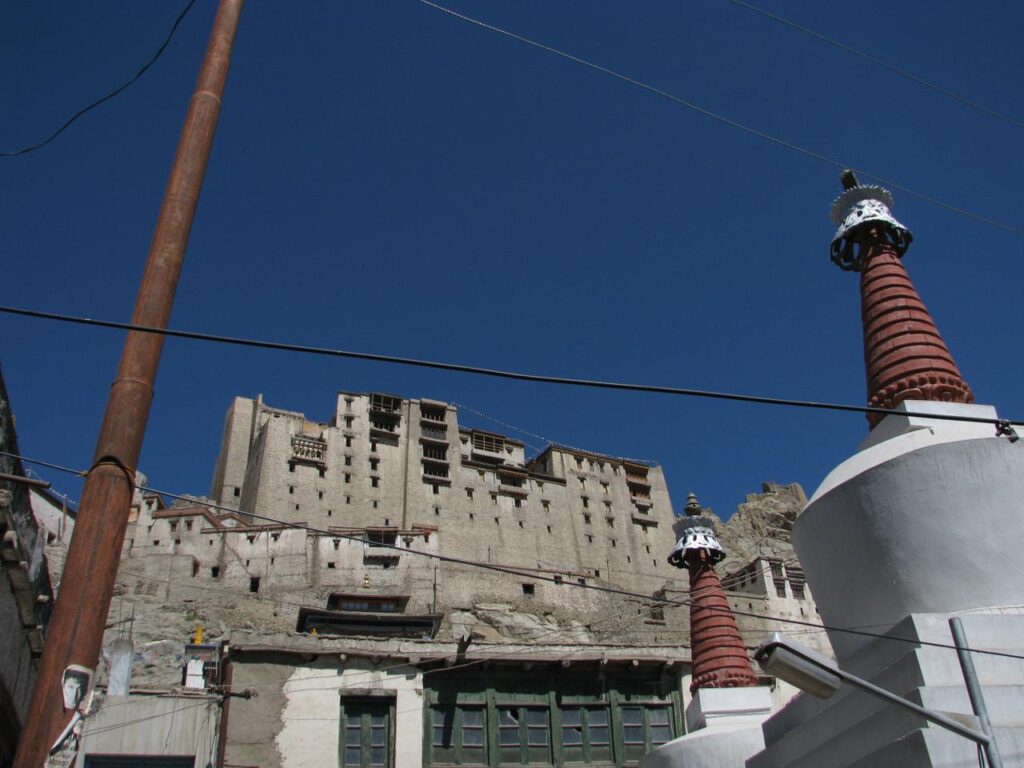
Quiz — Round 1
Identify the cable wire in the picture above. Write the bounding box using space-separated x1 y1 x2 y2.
0 0 198 158
2 305 1020 428
9 448 1024 661
415 0 1024 237
726 0 1024 131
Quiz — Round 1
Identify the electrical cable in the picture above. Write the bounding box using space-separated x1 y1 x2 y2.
414 0 1024 237
0 0 199 158
9 448 1024 661
725 0 1024 131
2 305 1021 429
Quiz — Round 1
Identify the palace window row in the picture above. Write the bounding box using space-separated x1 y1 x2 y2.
426 701 674 766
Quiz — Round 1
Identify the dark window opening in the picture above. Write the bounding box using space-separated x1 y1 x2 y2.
249 577 260 593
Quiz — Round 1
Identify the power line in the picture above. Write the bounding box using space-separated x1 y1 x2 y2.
1 0 199 158
726 0 1024 131
414 0 1024 237
9 448 1024 661
2 305 1020 429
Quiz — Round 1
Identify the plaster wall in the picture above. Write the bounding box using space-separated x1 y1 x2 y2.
273 659 424 768
794 436 1024 660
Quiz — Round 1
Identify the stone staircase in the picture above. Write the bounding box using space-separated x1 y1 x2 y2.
747 612 1024 768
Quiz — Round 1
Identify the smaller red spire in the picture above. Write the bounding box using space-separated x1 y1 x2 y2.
669 494 758 694
829 175 973 426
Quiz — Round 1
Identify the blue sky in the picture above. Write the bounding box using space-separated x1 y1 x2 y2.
2 1 1022 520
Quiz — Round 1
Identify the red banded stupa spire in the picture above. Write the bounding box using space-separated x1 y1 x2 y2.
669 494 758 694
830 171 973 427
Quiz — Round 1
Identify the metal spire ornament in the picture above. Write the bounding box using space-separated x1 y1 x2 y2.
669 493 758 693
828 171 973 426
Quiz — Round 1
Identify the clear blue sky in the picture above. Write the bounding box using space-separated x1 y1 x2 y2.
2 1 1022 520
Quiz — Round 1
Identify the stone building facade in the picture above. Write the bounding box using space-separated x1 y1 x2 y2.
57 390 822 768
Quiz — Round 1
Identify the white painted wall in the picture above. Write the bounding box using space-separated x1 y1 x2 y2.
276 659 424 768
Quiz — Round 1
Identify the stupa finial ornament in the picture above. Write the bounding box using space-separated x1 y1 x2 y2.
669 493 724 569
829 170 912 271
827 171 973 426
668 492 759 692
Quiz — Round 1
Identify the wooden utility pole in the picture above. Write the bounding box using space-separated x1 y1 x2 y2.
13 2 243 764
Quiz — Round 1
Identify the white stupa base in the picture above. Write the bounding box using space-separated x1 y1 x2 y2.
640 687 772 768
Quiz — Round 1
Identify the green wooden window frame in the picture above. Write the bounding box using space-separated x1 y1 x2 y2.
558 705 612 765
618 704 673 763
496 706 551 765
430 705 487 765
340 698 393 767
425 669 682 767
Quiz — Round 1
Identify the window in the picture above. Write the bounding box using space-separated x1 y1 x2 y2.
514 498 522 509
271 532 280 541
582 497 589 509
465 488 473 499
620 705 673 761
345 473 351 484
792 581 806 600
606 516 614 528
346 436 353 447
371 477 379 488
542 500 550 511
233 486 241 497
370 458 380 471
498 707 550 765
249 577 260 593
341 698 391 767
366 531 397 548
431 706 485 765
319 490 324 500
522 583 534 596
775 580 787 598
330 595 403 613
346 456 353 467
560 707 611 764
433 484 440 495
210 566 220 578
584 514 592 525
422 444 446 461
345 416 354 428
169 521 178 532
472 432 505 454
289 486 294 494
185 521 193 531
